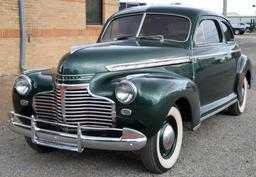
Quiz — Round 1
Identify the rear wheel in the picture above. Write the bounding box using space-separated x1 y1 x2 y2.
234 29 240 35
141 106 183 174
228 77 248 116
25 137 56 153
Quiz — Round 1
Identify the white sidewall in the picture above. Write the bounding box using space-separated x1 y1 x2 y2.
238 78 248 113
156 107 183 169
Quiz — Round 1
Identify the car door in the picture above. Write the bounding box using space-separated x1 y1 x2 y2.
192 18 236 108
219 20 238 97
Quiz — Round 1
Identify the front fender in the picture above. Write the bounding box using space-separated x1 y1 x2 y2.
90 69 200 137
12 70 54 124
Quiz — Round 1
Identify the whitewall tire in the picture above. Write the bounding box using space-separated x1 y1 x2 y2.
229 77 248 115
141 106 183 173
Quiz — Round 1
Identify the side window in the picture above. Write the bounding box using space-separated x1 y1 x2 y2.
221 21 234 42
195 20 222 45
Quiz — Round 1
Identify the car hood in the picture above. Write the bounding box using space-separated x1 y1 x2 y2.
58 39 189 75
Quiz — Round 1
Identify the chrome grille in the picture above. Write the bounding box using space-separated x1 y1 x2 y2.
33 84 116 128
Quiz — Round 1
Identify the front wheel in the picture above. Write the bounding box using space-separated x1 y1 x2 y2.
141 106 183 174
228 77 248 116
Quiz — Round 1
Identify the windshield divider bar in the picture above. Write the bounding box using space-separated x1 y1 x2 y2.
136 13 146 37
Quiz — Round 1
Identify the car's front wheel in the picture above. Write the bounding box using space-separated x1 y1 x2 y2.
228 77 248 115
141 106 183 174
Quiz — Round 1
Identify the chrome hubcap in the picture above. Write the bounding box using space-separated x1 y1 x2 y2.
162 124 175 151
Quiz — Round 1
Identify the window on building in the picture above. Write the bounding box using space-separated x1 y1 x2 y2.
86 0 103 25
221 21 234 42
195 20 222 45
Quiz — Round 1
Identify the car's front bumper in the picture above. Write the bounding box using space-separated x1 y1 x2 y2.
8 111 147 152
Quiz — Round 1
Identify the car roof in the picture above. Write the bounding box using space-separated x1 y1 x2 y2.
113 5 224 20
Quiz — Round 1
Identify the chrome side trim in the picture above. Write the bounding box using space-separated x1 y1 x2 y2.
191 52 227 60
8 112 147 152
105 56 191 71
200 99 237 122
192 49 241 60
231 49 241 53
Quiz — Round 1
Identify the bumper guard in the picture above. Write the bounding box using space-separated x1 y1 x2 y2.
8 111 147 152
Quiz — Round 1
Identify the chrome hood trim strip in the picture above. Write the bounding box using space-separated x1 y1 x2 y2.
105 56 190 71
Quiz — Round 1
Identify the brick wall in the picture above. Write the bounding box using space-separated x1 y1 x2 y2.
0 0 119 76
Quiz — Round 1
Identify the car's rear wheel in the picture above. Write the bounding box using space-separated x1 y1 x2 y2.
234 29 240 35
228 77 248 116
25 137 56 153
141 106 183 174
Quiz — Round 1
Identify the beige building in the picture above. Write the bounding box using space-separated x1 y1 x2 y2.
0 0 119 76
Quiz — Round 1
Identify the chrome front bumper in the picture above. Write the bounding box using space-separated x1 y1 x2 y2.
8 112 147 152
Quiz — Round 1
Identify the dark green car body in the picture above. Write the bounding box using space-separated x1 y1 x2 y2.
11 6 252 141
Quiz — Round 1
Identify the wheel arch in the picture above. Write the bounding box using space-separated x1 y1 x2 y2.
235 54 252 102
174 96 200 131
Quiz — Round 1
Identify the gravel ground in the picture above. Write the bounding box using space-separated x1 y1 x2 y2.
0 35 255 177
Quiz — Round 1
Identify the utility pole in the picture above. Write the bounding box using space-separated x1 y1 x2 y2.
223 0 227 17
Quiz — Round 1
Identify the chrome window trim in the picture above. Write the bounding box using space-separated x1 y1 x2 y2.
136 13 146 37
193 17 225 48
105 56 191 71
100 12 192 43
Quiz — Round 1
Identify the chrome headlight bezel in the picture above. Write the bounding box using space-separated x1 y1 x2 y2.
14 75 32 96
115 80 137 104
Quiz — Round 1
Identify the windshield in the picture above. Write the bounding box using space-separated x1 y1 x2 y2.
101 15 143 42
101 14 191 42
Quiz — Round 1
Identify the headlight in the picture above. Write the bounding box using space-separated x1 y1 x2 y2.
14 75 32 96
115 80 137 104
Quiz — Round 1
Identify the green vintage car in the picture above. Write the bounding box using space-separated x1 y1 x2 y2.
9 6 252 173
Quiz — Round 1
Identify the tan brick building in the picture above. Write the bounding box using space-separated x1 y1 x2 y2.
0 0 119 76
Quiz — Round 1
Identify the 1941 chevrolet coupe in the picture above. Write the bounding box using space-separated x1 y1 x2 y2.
9 6 252 173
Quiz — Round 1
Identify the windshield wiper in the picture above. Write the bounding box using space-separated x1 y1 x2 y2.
113 35 134 41
137 35 165 42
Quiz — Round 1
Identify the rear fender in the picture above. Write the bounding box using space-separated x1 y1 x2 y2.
236 54 252 102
